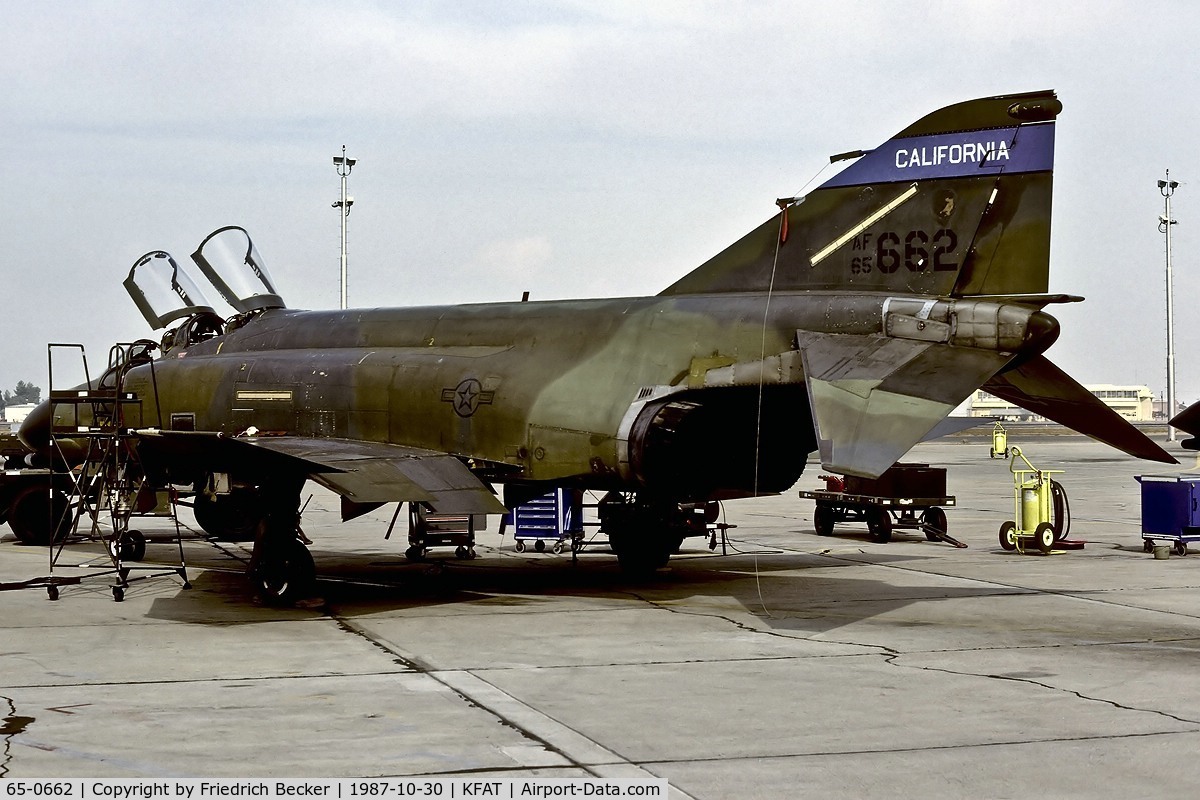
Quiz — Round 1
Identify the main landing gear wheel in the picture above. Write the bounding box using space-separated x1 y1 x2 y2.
598 492 690 577
1035 521 1056 555
867 507 892 543
253 538 315 605
608 529 673 577
998 521 1017 551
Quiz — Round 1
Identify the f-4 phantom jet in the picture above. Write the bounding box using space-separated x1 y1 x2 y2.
19 90 1174 601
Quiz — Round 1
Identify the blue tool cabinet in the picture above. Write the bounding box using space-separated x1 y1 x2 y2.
1136 475 1200 555
508 489 582 553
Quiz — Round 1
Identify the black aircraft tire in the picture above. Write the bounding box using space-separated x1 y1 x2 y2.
616 546 671 577
128 530 147 561
107 530 148 562
609 530 672 577
252 538 315 606
8 485 71 546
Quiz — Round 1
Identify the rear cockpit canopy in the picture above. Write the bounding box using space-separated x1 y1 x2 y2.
190 225 285 314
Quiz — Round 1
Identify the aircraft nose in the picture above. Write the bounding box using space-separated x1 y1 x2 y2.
17 399 51 451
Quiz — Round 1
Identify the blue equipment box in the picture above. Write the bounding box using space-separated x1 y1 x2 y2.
508 489 583 539
1136 475 1200 535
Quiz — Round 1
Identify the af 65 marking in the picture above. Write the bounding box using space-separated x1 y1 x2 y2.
850 229 959 275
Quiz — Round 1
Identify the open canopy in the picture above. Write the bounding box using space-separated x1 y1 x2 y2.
123 250 218 330
190 225 285 314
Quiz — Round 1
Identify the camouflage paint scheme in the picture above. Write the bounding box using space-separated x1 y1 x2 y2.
81 91 1178 502
17 90 1175 593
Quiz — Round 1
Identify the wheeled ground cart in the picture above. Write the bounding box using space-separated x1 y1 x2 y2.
507 488 583 554
996 445 1075 555
405 504 480 560
1136 474 1200 556
799 464 962 546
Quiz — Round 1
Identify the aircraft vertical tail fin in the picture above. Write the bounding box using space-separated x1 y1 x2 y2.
661 91 1060 298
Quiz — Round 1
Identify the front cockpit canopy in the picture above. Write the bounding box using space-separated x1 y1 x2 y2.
124 250 218 330
190 225 285 314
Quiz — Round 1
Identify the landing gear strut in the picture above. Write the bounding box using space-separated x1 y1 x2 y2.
246 478 315 605
598 492 706 576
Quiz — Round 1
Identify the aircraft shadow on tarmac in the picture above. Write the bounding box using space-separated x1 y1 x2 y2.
133 539 1016 640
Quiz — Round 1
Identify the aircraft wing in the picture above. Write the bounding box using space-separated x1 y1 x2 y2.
921 415 990 440
797 331 1012 477
241 437 506 514
983 356 1176 463
1170 402 1200 450
133 430 506 514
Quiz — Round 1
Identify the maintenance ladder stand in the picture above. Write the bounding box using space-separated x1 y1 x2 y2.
40 342 191 601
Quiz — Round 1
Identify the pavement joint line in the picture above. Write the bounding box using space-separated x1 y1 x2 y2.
329 614 689 792
436 670 694 798
629 728 1200 766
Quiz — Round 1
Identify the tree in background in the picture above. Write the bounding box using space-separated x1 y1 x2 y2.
3 381 42 407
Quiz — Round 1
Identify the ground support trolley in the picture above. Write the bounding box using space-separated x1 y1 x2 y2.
996 445 1077 555
403 504 483 560
506 488 584 554
800 490 961 545
1136 474 1200 557
799 463 963 547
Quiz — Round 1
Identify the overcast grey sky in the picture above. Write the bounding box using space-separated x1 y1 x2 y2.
3 1 1198 406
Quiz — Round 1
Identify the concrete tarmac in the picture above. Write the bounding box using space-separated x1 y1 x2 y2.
3 436 1200 798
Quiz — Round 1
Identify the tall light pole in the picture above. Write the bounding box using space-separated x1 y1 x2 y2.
1159 171 1179 441
333 145 356 310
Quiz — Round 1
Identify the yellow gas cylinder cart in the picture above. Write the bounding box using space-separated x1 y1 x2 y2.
997 445 1069 554
989 421 1009 459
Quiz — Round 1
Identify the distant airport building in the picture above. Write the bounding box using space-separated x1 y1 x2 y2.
0 403 36 425
970 385 1155 421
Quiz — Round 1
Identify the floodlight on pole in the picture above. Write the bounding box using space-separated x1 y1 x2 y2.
332 145 356 310
1158 170 1179 441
